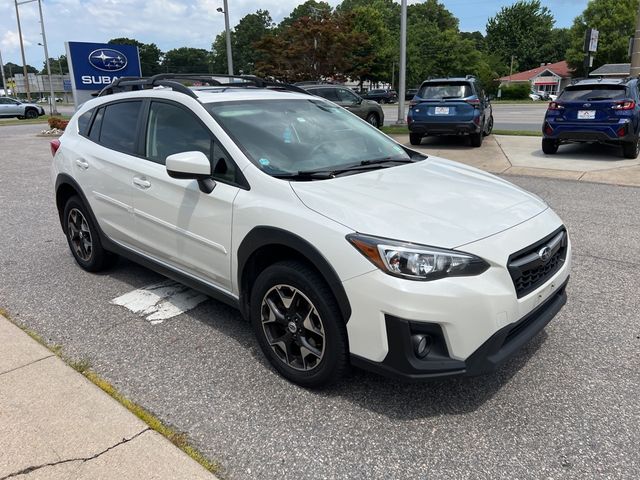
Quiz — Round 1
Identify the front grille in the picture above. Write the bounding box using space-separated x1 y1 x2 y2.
507 227 568 298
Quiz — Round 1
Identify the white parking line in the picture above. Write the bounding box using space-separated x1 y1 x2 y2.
110 280 208 324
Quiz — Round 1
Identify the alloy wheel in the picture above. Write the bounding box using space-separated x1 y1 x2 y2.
67 208 93 261
260 284 326 371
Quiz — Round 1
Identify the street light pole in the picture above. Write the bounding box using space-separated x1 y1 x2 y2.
396 0 407 125
0 50 8 96
218 0 233 76
631 1 640 76
14 0 31 101
36 0 58 115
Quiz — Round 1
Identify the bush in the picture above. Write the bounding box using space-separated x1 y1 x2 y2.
48 117 69 130
499 83 530 100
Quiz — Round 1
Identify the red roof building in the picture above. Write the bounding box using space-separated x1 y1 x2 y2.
498 60 573 95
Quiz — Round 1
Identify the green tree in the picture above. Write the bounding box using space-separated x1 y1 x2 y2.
212 10 274 74
162 48 213 74
278 0 332 30
4 62 37 77
486 0 555 72
108 37 163 75
566 0 639 73
40 55 68 75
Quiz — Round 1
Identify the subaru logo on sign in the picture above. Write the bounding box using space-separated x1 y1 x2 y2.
88 49 128 72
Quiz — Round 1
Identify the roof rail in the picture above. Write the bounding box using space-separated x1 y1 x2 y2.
97 73 308 99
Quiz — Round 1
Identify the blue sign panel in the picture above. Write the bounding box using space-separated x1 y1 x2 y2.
66 41 141 91
63 79 72 92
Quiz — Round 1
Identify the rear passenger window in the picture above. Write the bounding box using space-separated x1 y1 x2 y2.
99 101 142 155
77 110 93 137
145 102 212 165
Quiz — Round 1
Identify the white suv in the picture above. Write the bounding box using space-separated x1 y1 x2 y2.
51 75 571 387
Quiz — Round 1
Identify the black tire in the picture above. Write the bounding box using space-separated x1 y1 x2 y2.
63 196 116 272
250 260 348 388
622 137 640 159
24 108 38 119
470 131 483 147
409 133 422 145
484 115 494 136
542 138 559 154
365 112 380 128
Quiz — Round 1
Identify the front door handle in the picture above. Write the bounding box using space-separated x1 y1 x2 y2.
133 177 151 189
75 159 89 170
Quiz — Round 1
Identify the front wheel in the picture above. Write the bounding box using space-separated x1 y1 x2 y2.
542 138 559 154
250 261 348 388
622 137 640 159
63 196 116 272
24 109 38 119
365 112 380 128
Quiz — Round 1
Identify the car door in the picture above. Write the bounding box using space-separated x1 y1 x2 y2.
335 88 366 119
130 99 240 290
74 101 141 246
0 98 18 116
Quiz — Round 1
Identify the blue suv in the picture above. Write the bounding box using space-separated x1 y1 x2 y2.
407 76 493 148
542 78 640 158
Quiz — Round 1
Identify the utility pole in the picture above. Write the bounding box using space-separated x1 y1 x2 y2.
14 0 31 100
217 1 233 75
631 1 640 77
0 50 8 96
396 0 407 125
36 0 57 115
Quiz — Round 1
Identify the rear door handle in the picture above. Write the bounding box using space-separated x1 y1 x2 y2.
133 177 151 189
75 159 89 170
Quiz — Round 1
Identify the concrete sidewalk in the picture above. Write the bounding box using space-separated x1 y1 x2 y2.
392 134 640 187
0 315 217 480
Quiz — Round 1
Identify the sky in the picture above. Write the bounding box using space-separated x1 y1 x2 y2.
0 0 589 69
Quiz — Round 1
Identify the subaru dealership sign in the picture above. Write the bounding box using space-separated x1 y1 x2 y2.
65 41 141 107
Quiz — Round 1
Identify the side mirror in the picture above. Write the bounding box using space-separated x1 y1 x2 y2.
166 151 216 194
356 96 363 105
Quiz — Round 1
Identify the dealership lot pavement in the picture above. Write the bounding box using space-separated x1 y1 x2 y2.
1 124 639 479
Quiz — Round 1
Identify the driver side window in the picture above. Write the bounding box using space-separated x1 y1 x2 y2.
336 88 359 105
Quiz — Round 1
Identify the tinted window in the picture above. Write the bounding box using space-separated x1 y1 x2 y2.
99 101 142 154
145 102 211 165
418 82 473 99
336 88 359 104
315 88 339 102
77 110 93 137
89 107 104 142
559 85 627 101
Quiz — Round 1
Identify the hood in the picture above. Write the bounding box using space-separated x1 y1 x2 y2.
291 157 547 249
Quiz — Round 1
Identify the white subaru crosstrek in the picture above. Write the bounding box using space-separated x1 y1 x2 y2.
51 75 571 387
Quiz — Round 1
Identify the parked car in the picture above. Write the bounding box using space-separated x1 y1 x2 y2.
361 89 398 103
529 93 541 101
51 74 570 387
542 77 640 158
532 89 550 101
407 76 493 147
0 97 45 119
405 88 419 101
301 84 384 128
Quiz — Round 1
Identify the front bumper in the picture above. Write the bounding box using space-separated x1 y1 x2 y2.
342 208 571 380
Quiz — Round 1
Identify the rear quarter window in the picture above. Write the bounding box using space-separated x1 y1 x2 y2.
77 110 93 137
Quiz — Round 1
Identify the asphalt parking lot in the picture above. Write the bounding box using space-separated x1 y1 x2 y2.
1 124 639 479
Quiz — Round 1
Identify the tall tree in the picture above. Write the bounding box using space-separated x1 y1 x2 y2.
4 62 37 78
108 37 163 75
565 0 639 72
40 55 68 75
278 0 332 30
162 47 212 74
486 0 555 72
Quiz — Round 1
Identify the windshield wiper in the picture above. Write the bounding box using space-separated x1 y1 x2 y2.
295 157 419 179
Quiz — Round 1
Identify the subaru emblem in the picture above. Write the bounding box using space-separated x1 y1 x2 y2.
88 48 128 72
538 246 552 262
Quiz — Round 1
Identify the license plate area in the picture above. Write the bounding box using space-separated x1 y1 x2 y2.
434 106 450 115
577 110 596 120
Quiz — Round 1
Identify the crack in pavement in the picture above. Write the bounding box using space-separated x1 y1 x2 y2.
0 355 55 377
0 428 151 479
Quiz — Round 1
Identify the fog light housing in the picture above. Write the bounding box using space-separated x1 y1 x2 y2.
411 334 432 358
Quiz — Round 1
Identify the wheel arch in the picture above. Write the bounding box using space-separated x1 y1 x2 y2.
237 227 352 323
55 174 92 232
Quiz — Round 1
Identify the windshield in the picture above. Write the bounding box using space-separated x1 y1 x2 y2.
206 99 410 177
418 82 472 99
559 85 627 101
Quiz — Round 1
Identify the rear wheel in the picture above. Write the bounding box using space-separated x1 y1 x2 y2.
409 133 422 145
470 131 483 147
365 112 380 128
542 138 559 154
250 261 348 388
622 137 640 159
484 115 494 136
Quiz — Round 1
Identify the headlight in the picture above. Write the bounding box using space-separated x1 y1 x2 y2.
346 233 489 281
